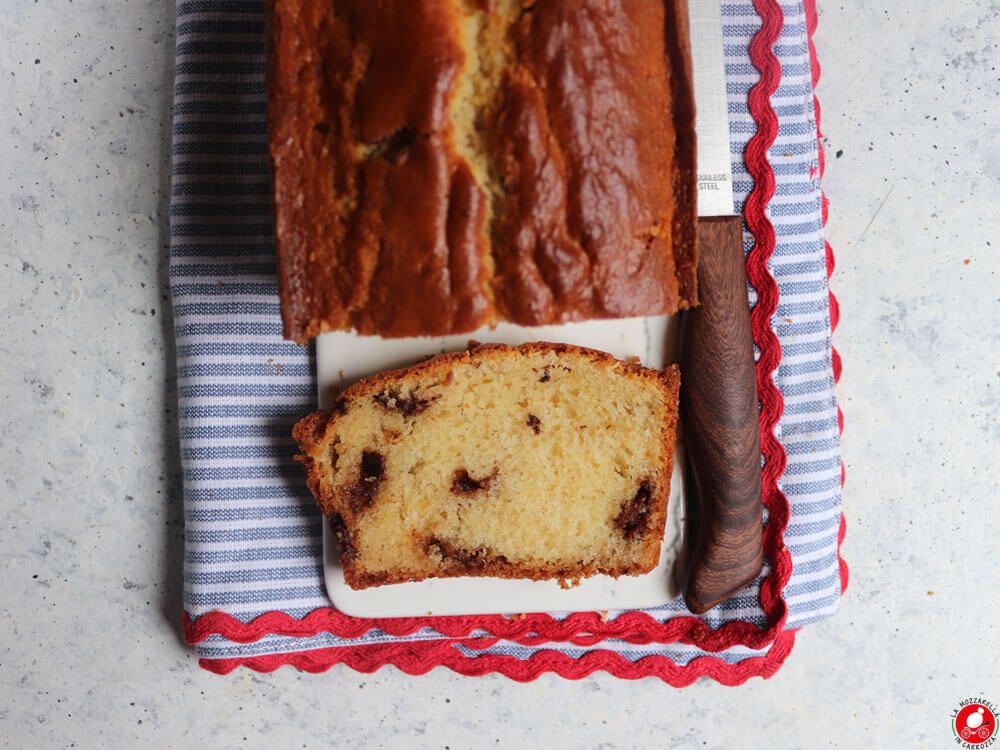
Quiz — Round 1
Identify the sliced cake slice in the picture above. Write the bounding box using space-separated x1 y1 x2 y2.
293 342 679 589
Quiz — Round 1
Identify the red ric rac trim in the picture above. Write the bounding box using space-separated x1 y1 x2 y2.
186 0 824 681
196 631 797 685
804 0 849 594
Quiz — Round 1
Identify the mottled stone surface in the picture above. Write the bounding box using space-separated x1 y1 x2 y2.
0 1 998 748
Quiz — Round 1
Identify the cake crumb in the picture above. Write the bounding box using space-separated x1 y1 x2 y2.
626 355 641 365
297 344 677 589
927 590 934 596
964 259 971 265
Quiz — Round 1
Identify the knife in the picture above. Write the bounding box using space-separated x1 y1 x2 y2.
677 0 764 615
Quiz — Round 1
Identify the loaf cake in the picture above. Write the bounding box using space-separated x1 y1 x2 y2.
266 0 697 342
293 343 680 589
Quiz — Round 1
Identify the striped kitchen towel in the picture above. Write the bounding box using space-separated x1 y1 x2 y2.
171 0 845 682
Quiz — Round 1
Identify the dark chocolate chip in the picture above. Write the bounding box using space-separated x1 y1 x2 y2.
373 389 434 416
451 469 494 494
344 450 385 513
526 414 541 434
361 451 383 482
614 479 655 542
331 397 348 416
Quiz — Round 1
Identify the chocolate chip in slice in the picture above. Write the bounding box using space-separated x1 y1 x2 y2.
345 450 385 513
373 388 435 416
614 479 654 542
450 469 495 495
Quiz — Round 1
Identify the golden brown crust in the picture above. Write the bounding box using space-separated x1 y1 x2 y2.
493 0 695 324
266 1 697 342
293 342 679 588
664 0 699 304
266 0 487 341
291 411 339 517
342 555 656 591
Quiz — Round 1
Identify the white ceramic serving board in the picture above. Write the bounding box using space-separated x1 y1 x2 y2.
316 316 687 617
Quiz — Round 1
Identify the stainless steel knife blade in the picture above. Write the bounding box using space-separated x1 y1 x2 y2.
690 0 736 217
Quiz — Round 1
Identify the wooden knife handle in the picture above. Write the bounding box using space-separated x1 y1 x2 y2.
679 215 763 615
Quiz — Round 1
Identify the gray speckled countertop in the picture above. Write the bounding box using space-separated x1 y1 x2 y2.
2 2 998 747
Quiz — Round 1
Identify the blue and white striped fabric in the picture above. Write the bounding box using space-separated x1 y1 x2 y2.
763 2 842 628
171 0 842 665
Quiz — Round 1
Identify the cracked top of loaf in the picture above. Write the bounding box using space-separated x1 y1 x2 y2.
267 0 697 342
